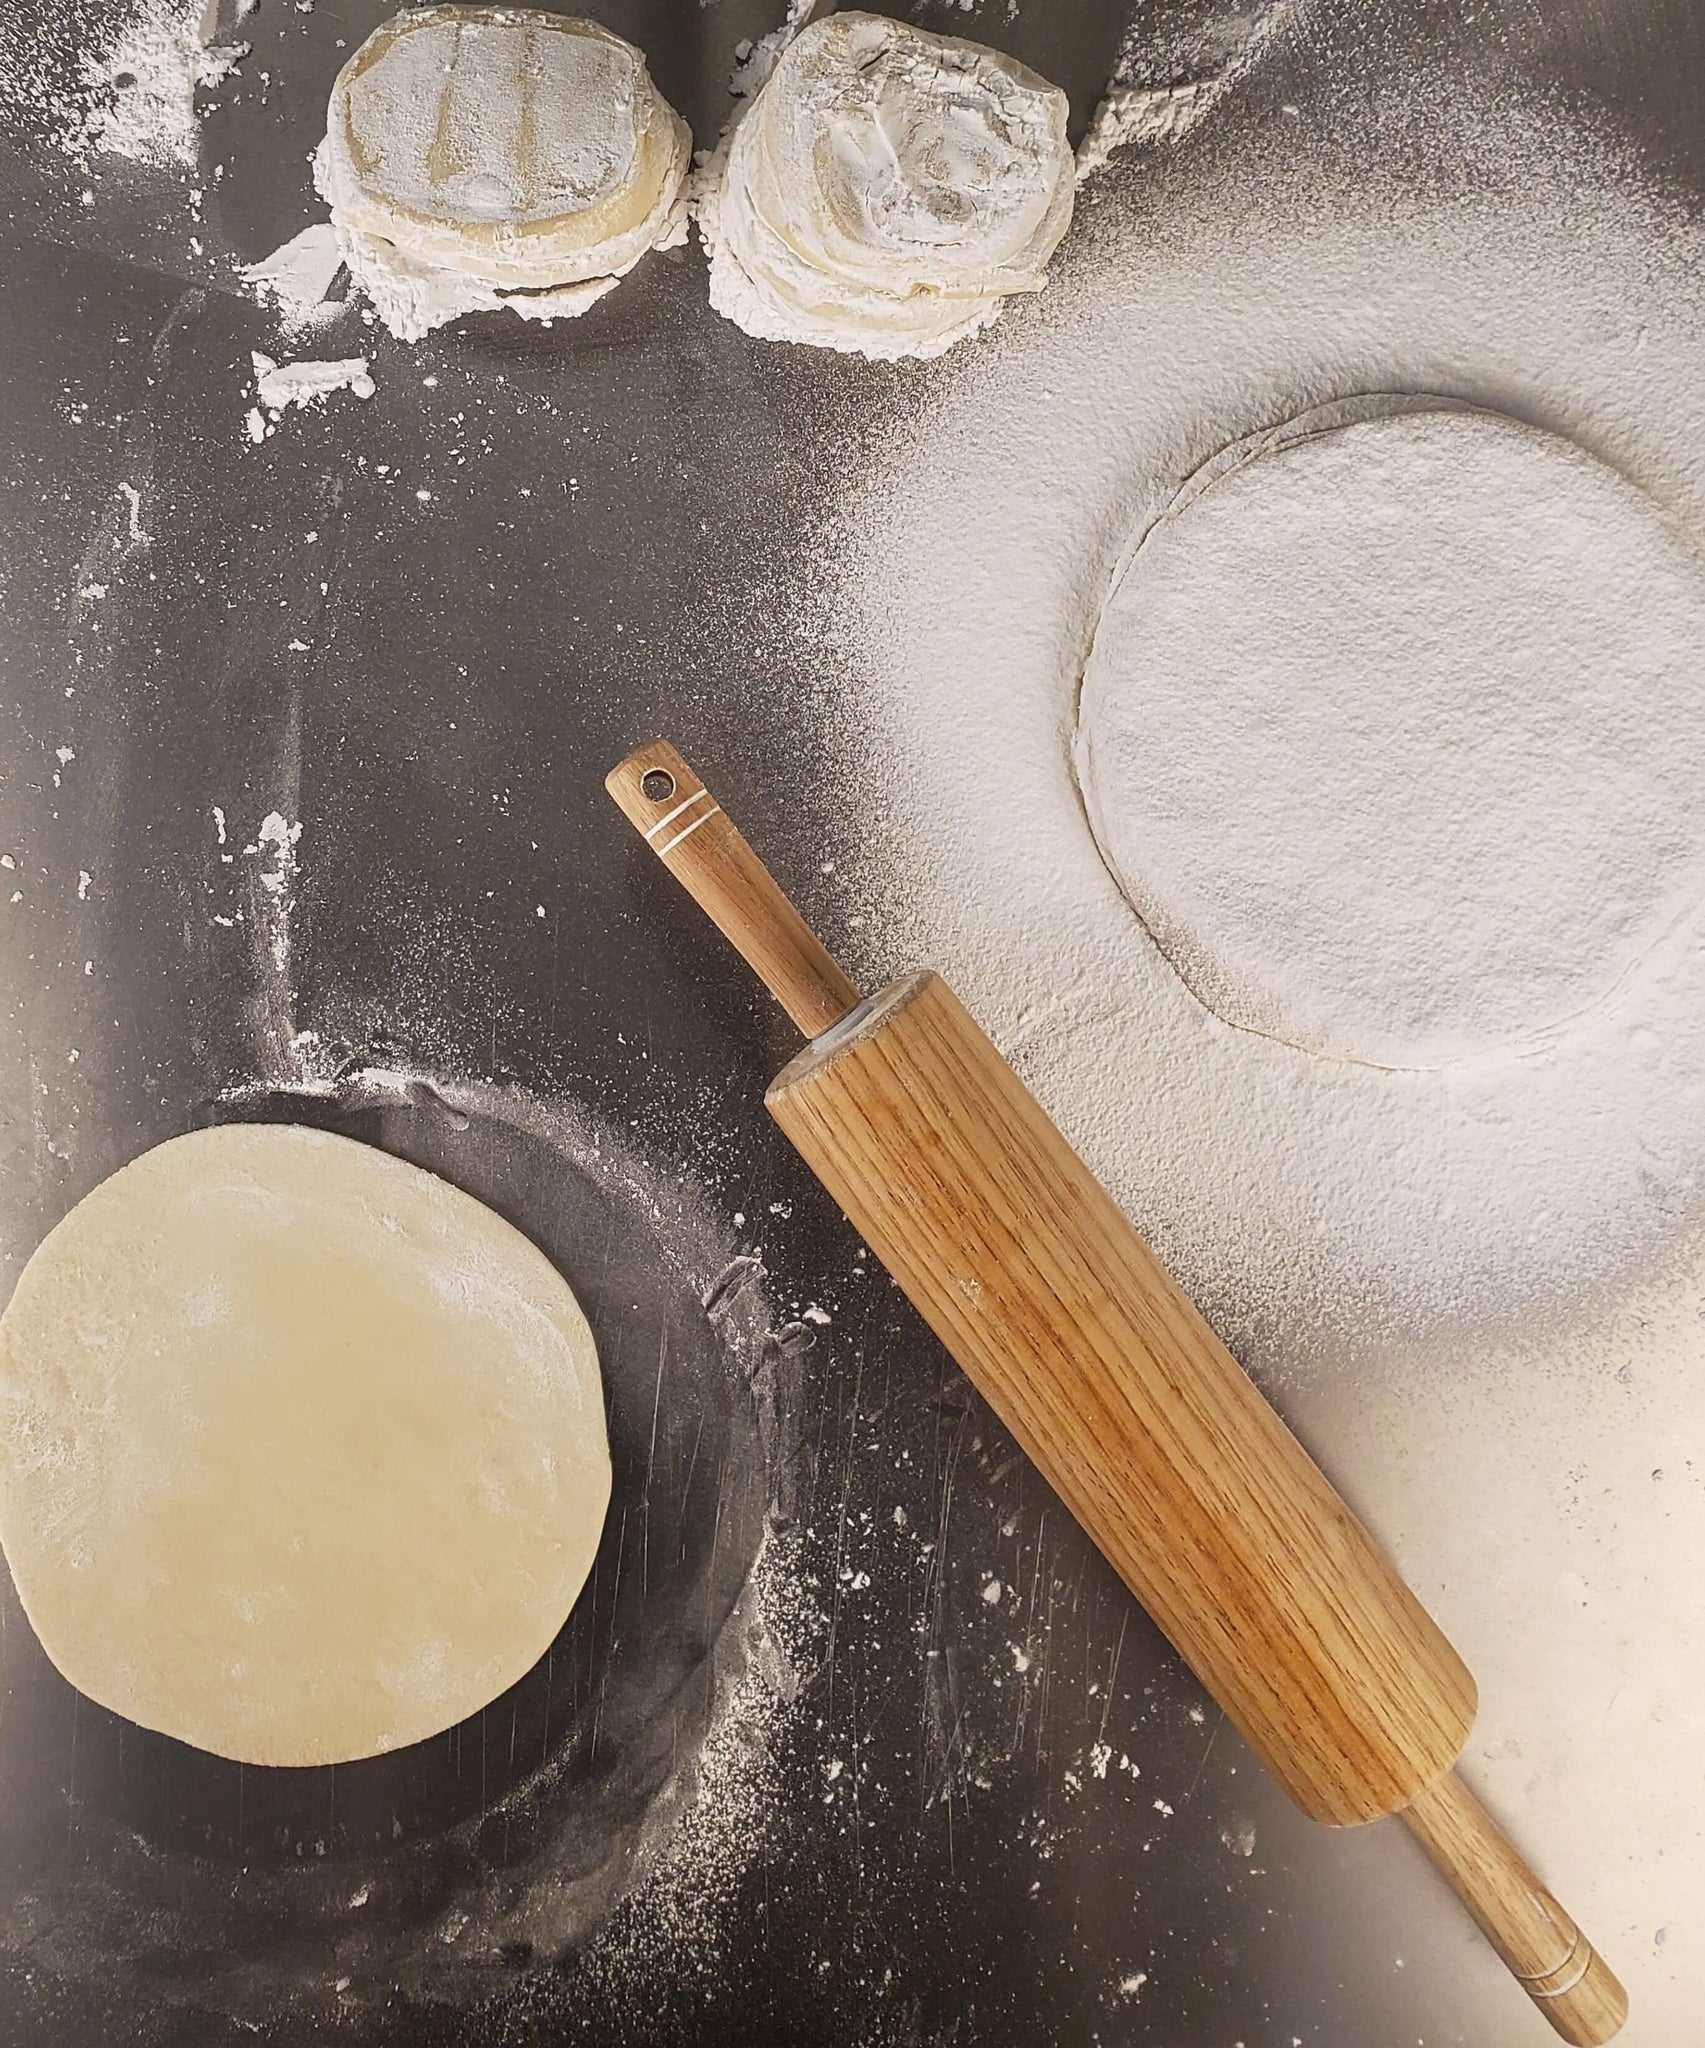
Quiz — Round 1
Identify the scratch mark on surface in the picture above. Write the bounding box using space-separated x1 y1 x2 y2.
1181 1709 1224 1808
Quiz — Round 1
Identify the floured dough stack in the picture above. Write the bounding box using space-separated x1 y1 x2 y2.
699 11 1075 361
317 5 690 341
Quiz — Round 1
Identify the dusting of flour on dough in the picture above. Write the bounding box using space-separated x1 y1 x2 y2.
698 12 1074 362
818 77 1705 1356
314 7 690 342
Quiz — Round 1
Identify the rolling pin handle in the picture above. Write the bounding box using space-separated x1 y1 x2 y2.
1401 1771 1626 2045
606 739 863 1038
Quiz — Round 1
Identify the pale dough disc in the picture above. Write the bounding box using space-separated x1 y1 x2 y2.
0 1125 611 1767
1074 401 1705 1067
318 6 689 308
701 11 1074 360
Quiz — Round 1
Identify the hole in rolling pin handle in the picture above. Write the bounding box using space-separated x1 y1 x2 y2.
640 768 676 802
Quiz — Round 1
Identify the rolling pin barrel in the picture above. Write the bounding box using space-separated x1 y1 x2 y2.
768 968 1473 1822
607 740 1626 2045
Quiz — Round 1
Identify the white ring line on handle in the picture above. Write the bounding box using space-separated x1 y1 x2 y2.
656 805 722 858
1529 1947 1596 2001
643 786 714 840
1512 1904 1582 1985
1524 1929 1593 2001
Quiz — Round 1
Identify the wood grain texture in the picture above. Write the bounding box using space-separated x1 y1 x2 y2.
768 970 1476 1825
606 740 861 1037
608 752 1624 2037
1401 1771 1627 2045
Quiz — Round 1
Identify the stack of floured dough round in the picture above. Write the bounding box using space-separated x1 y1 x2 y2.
317 5 690 341
699 12 1075 361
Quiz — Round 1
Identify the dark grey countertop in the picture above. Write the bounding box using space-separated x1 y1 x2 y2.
1 3 1700 2043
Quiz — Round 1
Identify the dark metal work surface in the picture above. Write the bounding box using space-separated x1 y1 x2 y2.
0 4 1699 2045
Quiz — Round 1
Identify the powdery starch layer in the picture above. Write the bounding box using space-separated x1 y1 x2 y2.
1073 395 1705 1070
820 60 1705 1359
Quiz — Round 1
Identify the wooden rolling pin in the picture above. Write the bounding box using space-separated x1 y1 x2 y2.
607 739 1627 2045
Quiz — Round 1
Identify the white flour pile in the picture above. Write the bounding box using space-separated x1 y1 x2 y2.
0 0 245 169
822 78 1705 1353
246 353 374 443
71 0 245 168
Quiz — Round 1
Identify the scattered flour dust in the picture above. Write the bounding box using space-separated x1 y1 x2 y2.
583 1520 815 2001
821 74 1705 1357
211 798 312 1083
248 809 301 976
1076 0 1298 183
71 0 246 168
726 0 816 104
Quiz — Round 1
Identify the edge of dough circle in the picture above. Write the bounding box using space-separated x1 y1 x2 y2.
0 1125 611 1768
321 6 689 289
1072 394 1705 1070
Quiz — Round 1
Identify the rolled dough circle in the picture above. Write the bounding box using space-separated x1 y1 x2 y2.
320 6 689 291
704 11 1074 359
1074 399 1705 1067
0 1125 611 1766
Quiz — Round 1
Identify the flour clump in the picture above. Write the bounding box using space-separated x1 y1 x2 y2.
698 11 1074 361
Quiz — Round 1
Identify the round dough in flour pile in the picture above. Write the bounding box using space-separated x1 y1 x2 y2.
0 1125 611 1766
700 11 1074 360
1074 400 1705 1067
317 6 690 340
